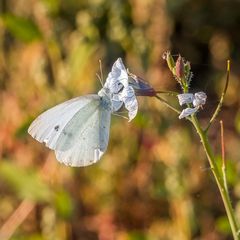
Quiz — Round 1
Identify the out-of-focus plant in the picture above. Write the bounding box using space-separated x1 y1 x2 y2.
143 51 239 239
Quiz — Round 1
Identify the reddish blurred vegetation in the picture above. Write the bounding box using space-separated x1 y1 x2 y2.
1 0 240 239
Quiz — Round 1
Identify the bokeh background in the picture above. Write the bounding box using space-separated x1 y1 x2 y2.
1 0 240 239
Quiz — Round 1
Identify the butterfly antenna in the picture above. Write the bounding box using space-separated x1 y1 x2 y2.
96 59 104 87
99 59 104 86
96 73 103 87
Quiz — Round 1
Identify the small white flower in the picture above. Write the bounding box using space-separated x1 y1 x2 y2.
177 91 207 119
193 91 207 107
120 86 138 121
177 93 194 106
179 107 198 119
177 92 207 107
104 58 128 93
103 58 138 121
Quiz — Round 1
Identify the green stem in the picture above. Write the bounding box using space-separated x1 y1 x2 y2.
191 115 239 239
205 60 230 132
155 90 178 96
155 95 181 114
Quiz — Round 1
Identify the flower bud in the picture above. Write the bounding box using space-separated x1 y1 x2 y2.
175 55 184 79
163 51 175 72
184 61 191 74
128 72 156 96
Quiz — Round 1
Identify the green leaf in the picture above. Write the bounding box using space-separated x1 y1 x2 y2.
41 0 60 15
216 216 231 234
215 155 237 186
235 110 240 134
15 117 34 139
54 189 74 219
11 234 44 240
127 231 147 240
0 161 51 202
1 14 42 42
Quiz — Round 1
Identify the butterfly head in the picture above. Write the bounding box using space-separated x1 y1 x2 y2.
98 86 111 97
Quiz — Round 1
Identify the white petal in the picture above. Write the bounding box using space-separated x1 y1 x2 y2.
104 58 128 94
120 86 138 121
128 109 138 121
121 85 135 99
127 99 138 121
104 75 123 94
177 93 194 106
112 58 128 87
179 107 198 119
193 92 207 107
112 100 123 112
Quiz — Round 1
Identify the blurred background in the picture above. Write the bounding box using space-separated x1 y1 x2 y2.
0 0 240 239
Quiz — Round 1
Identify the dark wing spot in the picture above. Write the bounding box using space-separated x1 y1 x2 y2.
54 125 60 131
62 130 72 137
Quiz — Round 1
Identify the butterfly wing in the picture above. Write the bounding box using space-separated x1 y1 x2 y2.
55 96 112 167
28 95 99 150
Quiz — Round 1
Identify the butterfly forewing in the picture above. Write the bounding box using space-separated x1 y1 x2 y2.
28 95 98 150
28 58 135 167
55 96 112 167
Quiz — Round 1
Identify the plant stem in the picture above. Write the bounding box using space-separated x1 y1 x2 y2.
205 60 230 132
191 115 239 239
155 95 181 114
220 120 229 194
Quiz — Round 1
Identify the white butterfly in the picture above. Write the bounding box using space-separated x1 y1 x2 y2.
28 58 138 167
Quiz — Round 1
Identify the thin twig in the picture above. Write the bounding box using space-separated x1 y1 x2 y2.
155 90 178 96
0 200 35 240
0 155 56 240
220 120 229 194
205 60 230 132
155 95 181 114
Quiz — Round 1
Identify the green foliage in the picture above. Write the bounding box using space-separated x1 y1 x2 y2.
234 111 240 134
15 118 34 139
1 14 42 42
215 155 238 186
0 162 51 202
54 189 74 219
11 234 44 240
127 231 147 240
216 216 231 234
41 0 60 15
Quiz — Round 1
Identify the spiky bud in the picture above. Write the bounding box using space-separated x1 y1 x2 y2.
163 51 175 72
